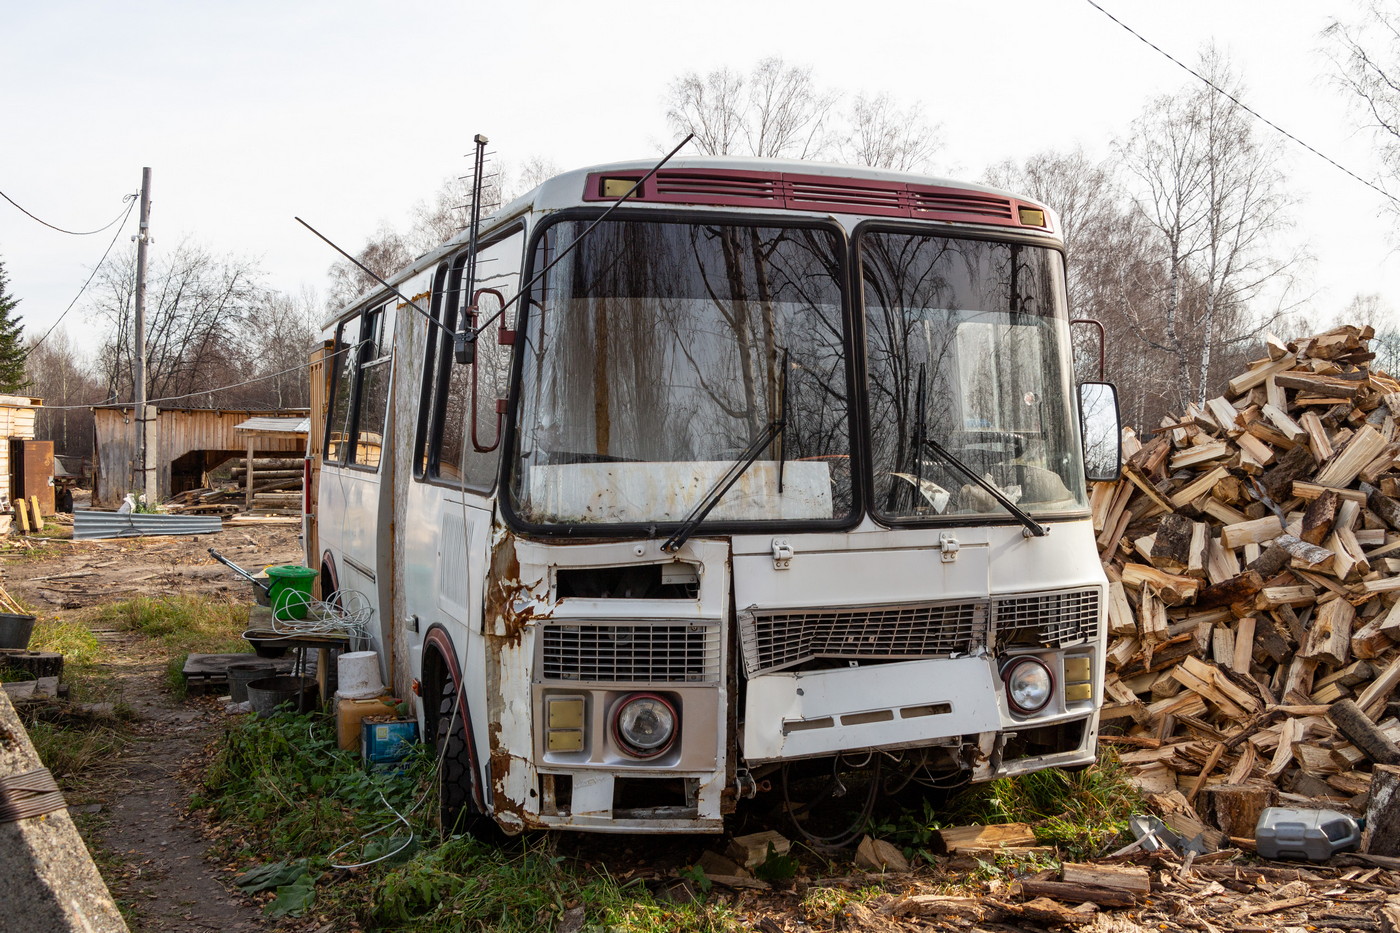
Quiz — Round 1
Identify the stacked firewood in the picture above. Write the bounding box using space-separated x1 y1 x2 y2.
165 458 304 515
1093 324 1400 848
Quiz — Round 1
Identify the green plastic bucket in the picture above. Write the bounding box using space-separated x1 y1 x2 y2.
265 565 318 621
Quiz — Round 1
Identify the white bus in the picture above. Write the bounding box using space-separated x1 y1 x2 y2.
309 155 1122 837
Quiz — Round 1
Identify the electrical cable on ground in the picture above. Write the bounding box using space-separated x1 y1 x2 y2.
1084 0 1400 209
0 188 137 236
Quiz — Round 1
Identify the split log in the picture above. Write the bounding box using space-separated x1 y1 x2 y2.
935 822 1037 854
1315 424 1389 487
1365 481 1400 533
1150 513 1195 573
1221 516 1285 549
1194 571 1264 610
1328 698 1400 765
1120 564 1200 605
1015 879 1137 908
1300 597 1356 666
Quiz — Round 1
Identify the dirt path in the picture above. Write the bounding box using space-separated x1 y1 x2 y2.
92 635 267 933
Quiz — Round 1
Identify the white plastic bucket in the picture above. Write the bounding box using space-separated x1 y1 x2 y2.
336 651 386 700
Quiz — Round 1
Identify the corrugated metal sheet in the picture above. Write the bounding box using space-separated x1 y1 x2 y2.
74 510 223 539
234 417 310 434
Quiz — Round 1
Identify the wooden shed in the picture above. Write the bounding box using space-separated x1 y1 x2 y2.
0 395 42 484
92 406 309 508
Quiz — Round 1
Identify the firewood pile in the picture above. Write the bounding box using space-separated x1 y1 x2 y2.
1094 324 1400 852
164 458 304 515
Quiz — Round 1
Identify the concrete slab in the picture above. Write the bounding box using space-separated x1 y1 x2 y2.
0 688 128 932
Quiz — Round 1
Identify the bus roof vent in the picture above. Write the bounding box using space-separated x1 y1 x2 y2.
584 170 1040 230
909 187 1018 224
653 170 783 206
786 176 906 216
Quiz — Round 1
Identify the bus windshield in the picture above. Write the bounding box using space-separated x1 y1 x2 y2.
860 229 1087 521
509 218 853 528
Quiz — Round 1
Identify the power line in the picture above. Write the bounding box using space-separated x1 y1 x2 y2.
1084 0 1400 209
0 188 138 236
26 194 139 356
39 340 360 411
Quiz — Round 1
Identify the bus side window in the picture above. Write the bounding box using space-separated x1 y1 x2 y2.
324 314 359 463
431 227 524 487
351 306 391 469
414 263 452 479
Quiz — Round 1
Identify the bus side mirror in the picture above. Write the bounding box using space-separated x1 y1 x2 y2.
1078 382 1121 482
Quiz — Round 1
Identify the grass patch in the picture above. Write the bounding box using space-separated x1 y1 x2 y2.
94 595 250 656
17 702 132 787
870 751 1141 863
201 710 744 931
29 618 102 665
944 751 1141 859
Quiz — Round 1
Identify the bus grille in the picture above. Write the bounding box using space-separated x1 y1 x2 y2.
740 600 989 676
993 589 1100 649
740 588 1100 675
540 623 720 683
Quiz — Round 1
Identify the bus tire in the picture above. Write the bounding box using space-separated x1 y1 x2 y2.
434 666 501 842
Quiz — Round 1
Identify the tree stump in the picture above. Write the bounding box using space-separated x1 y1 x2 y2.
0 651 63 681
1206 783 1277 839
1364 764 1400 856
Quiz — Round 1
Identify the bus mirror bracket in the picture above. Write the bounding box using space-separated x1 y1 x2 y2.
454 329 476 365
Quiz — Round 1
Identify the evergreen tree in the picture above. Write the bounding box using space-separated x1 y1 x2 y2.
0 257 25 393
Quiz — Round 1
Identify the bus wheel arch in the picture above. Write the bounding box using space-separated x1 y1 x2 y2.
319 552 339 602
422 626 492 838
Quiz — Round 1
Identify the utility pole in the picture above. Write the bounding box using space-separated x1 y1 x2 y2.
133 167 154 505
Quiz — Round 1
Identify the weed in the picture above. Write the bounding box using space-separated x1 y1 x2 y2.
28 618 101 665
945 751 1141 860
368 837 741 932
202 709 429 857
201 710 745 932
93 595 250 656
800 885 883 922
18 706 130 784
166 655 190 700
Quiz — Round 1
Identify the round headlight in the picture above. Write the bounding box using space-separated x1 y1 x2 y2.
1003 657 1053 715
612 693 678 758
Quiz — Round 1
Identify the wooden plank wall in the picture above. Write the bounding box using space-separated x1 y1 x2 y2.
93 407 308 507
0 398 40 501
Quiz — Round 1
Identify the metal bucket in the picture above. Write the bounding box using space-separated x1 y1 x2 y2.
0 613 35 651
245 675 319 718
226 661 276 703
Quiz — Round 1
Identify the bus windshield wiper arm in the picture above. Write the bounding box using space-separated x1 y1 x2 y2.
921 436 1048 538
661 417 786 553
663 348 789 554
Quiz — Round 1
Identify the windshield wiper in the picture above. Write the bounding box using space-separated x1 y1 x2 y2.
663 349 789 554
921 436 1049 538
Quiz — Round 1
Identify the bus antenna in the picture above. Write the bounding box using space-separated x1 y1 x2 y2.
454 133 695 363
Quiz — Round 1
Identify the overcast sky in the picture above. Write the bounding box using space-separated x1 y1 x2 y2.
3 0 1397 357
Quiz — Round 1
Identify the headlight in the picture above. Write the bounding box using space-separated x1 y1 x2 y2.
1003 657 1053 715
612 693 678 758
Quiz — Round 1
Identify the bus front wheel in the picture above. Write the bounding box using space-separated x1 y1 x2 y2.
432 664 496 840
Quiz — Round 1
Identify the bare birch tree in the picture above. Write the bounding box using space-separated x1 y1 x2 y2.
1327 2 1400 210
840 93 942 171
1116 48 1297 411
665 57 939 170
